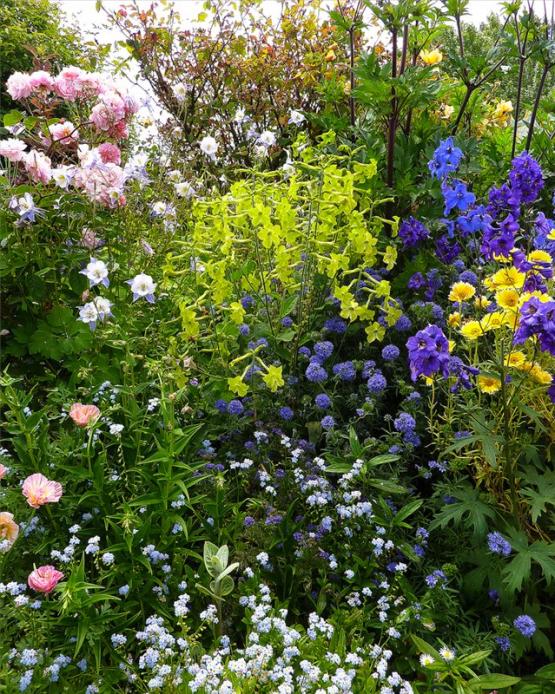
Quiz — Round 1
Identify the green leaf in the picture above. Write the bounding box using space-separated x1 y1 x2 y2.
394 499 423 524
3 110 22 127
468 673 520 689
410 635 442 661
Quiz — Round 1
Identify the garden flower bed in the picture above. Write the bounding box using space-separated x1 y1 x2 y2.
0 0 554 691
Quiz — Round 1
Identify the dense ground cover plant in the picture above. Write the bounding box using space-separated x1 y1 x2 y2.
0 2 555 692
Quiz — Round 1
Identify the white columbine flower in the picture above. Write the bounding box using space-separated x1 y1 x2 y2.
199 136 218 159
234 107 248 124
168 170 182 183
257 130 276 148
78 297 112 330
127 273 156 303
288 110 305 125
173 83 188 101
175 181 195 198
80 258 109 288
51 166 73 189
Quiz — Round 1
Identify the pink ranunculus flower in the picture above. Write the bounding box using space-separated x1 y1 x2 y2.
22 473 63 509
69 403 100 427
24 150 52 184
28 565 64 594
0 138 27 162
6 72 34 100
97 142 121 165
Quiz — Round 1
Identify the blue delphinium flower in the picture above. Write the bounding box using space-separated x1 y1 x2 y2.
398 216 430 249
513 615 536 637
382 344 400 361
428 137 463 179
509 152 543 204
487 531 512 556
406 324 450 381
442 180 476 215
514 297 555 356
315 393 331 409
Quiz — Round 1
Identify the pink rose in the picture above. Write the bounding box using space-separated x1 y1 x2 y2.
69 403 100 427
97 142 121 165
24 150 52 184
0 464 7 480
54 66 85 100
28 70 55 92
28 565 64 594
0 138 27 163
22 473 63 509
6 72 34 100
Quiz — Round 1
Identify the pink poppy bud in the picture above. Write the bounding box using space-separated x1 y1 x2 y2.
28 565 64 593
69 403 100 427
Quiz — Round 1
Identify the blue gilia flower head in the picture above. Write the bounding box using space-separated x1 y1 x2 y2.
315 393 331 409
313 341 334 362
487 531 512 556
425 569 447 588
513 615 536 638
393 412 416 433
332 361 356 382
324 317 347 334
278 406 294 421
495 636 511 652
321 415 335 430
428 137 463 179
382 344 400 361
367 371 387 394
227 399 244 415
305 360 328 383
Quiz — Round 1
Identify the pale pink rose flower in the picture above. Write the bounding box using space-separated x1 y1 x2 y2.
6 72 34 100
69 403 100 427
28 565 64 593
0 512 19 550
22 473 63 509
28 70 55 92
53 66 85 100
24 150 52 184
97 142 121 165
124 93 140 116
0 464 7 480
0 138 27 162
75 163 125 207
80 227 103 250
49 121 79 146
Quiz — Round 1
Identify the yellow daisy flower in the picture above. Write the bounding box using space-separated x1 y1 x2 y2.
477 375 502 393
496 288 519 310
448 312 462 327
504 351 526 368
460 321 482 340
448 282 475 302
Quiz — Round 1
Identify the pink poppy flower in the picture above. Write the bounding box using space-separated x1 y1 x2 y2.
0 512 19 551
28 565 64 593
69 403 100 427
22 473 63 509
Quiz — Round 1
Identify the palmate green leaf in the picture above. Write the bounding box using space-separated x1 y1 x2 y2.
503 540 555 592
430 484 496 535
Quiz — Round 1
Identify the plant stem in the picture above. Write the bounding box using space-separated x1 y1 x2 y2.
386 27 398 191
525 61 551 151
